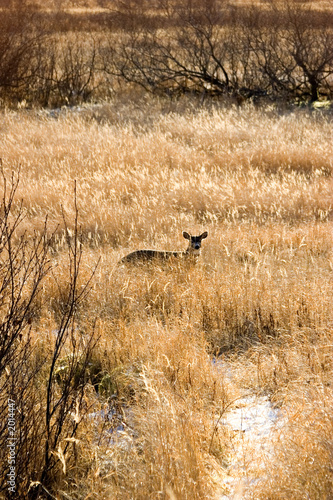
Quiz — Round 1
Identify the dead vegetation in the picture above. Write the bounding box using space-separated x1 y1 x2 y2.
0 96 332 498
0 0 333 106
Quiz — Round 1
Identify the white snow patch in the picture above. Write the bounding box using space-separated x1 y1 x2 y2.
222 395 280 436
219 395 282 499
213 359 284 499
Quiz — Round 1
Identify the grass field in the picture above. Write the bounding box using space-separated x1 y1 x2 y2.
1 97 333 499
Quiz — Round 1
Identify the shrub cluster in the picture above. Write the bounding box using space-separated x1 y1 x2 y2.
0 172 99 498
0 0 332 106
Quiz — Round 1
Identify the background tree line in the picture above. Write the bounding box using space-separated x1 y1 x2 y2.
0 0 332 106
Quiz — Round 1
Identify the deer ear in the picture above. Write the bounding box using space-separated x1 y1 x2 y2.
183 231 191 240
200 231 208 239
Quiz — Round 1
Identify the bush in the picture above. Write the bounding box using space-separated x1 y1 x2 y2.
0 171 98 498
0 0 332 107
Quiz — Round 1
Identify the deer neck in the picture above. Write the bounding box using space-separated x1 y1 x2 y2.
185 246 200 258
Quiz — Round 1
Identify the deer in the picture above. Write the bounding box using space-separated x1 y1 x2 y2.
119 231 208 265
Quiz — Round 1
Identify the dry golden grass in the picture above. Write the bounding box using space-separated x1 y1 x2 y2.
1 102 332 234
1 97 333 498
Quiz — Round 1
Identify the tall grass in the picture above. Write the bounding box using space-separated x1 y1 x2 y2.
1 102 332 233
0 98 332 498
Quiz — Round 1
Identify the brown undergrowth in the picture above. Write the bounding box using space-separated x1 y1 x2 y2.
0 99 332 499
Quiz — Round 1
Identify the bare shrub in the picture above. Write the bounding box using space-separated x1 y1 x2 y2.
0 3 47 105
0 171 99 498
0 169 52 494
102 0 333 103
245 0 333 102
103 0 236 98
1 0 332 106
46 35 100 107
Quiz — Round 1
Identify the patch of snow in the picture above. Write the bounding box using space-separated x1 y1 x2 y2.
222 395 280 437
213 359 284 499
218 395 282 499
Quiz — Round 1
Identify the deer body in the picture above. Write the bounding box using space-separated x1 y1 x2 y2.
120 231 208 265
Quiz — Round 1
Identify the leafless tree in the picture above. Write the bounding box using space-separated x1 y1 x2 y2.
248 0 333 102
103 0 333 103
